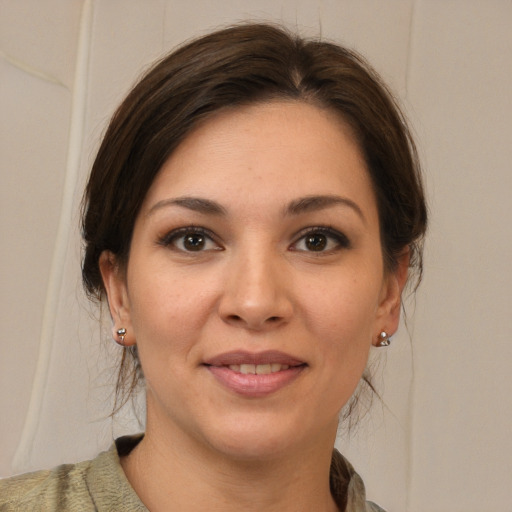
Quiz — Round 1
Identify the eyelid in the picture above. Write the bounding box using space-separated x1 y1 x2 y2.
158 226 223 251
289 226 351 252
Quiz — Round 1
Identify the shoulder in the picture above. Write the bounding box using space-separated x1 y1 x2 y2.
0 459 94 511
0 435 146 512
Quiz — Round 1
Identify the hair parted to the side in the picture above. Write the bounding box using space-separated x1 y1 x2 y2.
81 23 427 414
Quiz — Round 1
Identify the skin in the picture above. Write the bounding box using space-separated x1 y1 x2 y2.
100 101 408 511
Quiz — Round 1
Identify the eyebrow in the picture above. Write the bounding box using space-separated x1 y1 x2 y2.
285 195 365 222
147 194 365 222
147 197 227 217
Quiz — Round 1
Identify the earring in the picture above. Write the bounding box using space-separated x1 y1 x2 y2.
376 331 390 347
114 327 127 346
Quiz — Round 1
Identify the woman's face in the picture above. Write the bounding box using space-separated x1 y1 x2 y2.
102 101 405 460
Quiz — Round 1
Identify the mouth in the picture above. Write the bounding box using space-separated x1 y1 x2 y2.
226 363 293 375
203 350 305 367
203 351 307 397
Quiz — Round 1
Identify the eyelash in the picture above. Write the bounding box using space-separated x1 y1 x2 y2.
157 225 350 253
157 226 221 252
290 226 351 253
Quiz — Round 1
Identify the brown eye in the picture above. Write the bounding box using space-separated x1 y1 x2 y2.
305 233 327 251
291 227 350 253
159 227 221 253
183 233 206 251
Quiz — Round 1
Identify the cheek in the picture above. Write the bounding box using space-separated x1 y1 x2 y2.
304 275 380 342
126 266 205 352
315 303 373 411
126 260 227 383
303 275 379 399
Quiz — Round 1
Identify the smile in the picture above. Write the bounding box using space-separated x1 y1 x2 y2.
203 351 307 397
228 363 290 374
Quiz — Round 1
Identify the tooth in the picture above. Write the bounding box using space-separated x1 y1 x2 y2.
233 363 293 374
240 364 256 374
256 364 271 375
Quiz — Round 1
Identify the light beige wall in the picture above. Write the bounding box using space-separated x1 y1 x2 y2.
1 1 511 510
408 2 512 509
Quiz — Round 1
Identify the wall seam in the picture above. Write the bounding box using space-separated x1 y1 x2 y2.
0 51 67 87
12 0 94 471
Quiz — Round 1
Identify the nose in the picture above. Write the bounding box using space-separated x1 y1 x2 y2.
218 248 293 331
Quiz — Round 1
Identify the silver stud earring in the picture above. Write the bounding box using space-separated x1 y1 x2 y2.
377 331 390 347
114 327 127 346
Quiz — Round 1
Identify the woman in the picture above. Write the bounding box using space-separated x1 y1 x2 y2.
1 23 427 511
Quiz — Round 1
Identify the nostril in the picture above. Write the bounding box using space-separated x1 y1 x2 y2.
224 314 282 327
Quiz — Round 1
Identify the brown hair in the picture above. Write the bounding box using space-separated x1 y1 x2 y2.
81 23 427 410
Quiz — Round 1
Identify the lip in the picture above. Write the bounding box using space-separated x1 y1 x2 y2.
204 350 305 367
204 350 307 398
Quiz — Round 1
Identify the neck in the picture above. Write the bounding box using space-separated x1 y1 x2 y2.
121 419 340 512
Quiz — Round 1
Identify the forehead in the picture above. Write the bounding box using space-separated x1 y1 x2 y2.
141 101 376 219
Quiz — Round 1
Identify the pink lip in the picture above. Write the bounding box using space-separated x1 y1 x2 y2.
204 350 304 367
204 350 307 398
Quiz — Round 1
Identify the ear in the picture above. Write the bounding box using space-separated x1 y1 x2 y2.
373 249 410 346
99 250 135 346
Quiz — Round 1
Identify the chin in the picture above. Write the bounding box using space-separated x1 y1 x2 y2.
200 412 329 463
209 433 293 462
